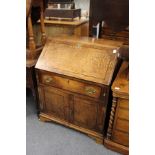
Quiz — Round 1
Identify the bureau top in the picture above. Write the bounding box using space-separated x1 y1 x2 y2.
112 61 129 98
35 36 123 85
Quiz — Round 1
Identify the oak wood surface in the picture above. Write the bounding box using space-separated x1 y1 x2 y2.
112 61 129 99
42 18 88 26
37 83 106 132
26 0 47 103
35 37 122 143
34 19 89 45
39 71 101 99
105 61 129 154
26 0 32 17
39 86 70 120
104 139 129 155
35 36 123 85
112 130 129 146
39 112 104 142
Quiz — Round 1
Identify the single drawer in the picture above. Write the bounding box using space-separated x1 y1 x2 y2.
117 107 129 120
112 130 129 146
115 118 129 133
118 99 129 109
39 72 101 99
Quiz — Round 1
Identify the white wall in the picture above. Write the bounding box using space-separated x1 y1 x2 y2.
74 0 90 14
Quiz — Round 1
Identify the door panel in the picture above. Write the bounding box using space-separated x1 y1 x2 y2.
72 96 98 131
39 86 70 121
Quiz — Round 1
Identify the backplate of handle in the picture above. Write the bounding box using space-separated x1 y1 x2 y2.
45 77 53 83
85 86 96 95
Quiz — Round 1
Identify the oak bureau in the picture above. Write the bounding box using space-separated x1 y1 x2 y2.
35 36 123 143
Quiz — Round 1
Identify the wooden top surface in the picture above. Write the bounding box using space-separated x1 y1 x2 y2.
112 61 129 97
40 18 88 26
35 36 123 85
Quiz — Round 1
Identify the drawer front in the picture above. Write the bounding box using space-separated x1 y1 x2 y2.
115 118 129 133
117 107 129 120
119 99 129 109
112 130 129 146
40 72 101 99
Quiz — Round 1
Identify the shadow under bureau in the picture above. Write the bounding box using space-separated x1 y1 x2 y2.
35 36 123 143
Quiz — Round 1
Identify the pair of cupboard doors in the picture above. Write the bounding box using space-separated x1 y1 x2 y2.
35 36 123 141
37 72 108 134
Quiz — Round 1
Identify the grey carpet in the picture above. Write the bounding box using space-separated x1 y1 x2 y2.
26 90 121 155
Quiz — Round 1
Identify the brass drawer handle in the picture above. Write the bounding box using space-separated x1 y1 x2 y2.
85 87 96 95
45 77 53 83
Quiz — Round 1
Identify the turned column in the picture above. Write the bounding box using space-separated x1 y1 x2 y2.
40 0 46 45
107 97 117 139
27 14 36 51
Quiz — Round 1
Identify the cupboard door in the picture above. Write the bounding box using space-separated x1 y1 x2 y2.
38 86 70 121
71 96 104 132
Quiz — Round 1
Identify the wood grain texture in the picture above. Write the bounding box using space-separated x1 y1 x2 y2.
36 37 120 144
104 139 129 155
112 130 129 146
33 20 89 48
27 14 36 51
35 36 123 85
39 71 101 98
42 86 70 120
105 61 129 154
42 18 88 26
112 61 129 99
37 84 106 133
26 0 47 103
26 0 32 17
39 113 104 142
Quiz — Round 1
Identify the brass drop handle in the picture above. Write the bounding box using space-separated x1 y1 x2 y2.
45 77 53 83
85 87 96 95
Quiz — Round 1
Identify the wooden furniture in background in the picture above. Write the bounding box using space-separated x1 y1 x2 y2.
26 0 47 109
89 0 129 44
45 9 81 20
45 0 81 20
33 18 89 45
104 61 129 154
26 0 32 17
35 36 123 143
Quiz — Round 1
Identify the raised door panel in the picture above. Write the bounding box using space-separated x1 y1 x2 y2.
38 86 70 121
72 96 97 131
